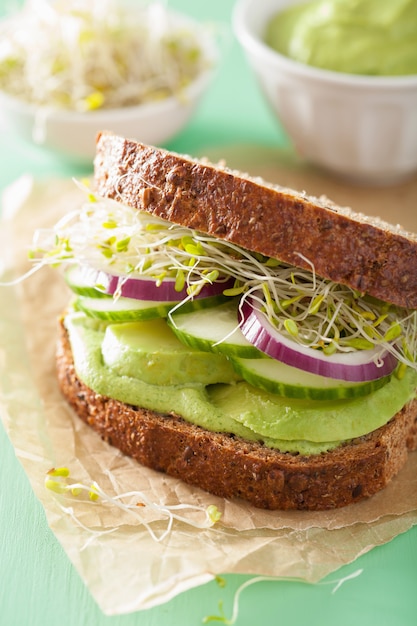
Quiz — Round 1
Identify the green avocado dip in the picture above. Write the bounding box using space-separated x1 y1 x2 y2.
64 312 417 456
264 0 417 76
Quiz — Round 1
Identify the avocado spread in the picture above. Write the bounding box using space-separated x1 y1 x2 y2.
65 312 417 456
264 0 417 76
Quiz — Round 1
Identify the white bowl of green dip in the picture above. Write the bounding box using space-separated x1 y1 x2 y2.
233 0 417 185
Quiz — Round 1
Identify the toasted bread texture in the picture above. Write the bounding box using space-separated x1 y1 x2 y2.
94 132 417 309
56 319 417 511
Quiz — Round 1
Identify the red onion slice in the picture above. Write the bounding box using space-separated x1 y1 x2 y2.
80 265 234 302
239 300 398 382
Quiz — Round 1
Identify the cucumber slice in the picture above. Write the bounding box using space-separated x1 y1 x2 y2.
75 295 179 321
75 293 228 321
168 300 264 358
102 319 239 385
230 356 392 400
64 265 108 298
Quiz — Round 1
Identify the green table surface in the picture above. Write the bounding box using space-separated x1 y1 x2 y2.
0 1 416 625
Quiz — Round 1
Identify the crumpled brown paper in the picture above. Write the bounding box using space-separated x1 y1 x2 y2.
1 150 417 615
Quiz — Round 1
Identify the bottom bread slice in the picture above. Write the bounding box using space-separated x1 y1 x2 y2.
56 320 417 511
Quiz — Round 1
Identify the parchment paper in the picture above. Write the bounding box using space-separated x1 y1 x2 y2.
1 148 417 615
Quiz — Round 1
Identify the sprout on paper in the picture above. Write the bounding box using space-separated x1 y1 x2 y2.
45 466 221 545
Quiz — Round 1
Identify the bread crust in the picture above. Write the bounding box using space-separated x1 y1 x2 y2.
93 132 417 309
56 319 417 511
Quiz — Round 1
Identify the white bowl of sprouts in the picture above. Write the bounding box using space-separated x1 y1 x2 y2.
0 0 218 162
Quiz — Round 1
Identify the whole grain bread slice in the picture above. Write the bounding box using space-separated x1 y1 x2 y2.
56 318 417 511
93 132 417 309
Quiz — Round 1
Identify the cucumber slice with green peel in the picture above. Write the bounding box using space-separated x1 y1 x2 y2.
230 356 392 400
75 295 178 321
64 265 108 298
75 293 229 321
102 319 240 386
174 294 230 315
168 300 264 358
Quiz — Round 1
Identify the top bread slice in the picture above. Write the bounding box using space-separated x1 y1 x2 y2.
94 131 417 310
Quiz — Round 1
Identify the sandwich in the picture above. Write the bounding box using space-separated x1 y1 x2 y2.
36 132 417 511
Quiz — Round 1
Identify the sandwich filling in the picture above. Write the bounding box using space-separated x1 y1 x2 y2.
63 309 417 455
31 188 417 456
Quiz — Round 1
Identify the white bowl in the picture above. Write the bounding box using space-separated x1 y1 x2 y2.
233 0 417 185
0 11 217 164
0 69 215 164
